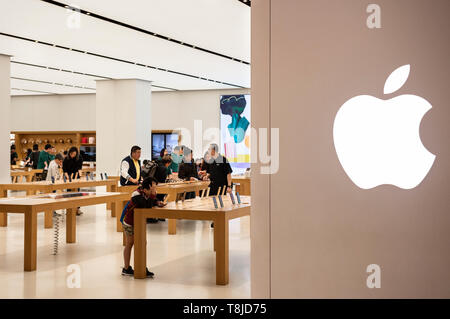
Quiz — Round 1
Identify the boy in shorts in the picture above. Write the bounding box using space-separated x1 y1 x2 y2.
121 177 166 277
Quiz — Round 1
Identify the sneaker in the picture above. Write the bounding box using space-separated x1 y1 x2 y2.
146 268 155 278
122 266 134 276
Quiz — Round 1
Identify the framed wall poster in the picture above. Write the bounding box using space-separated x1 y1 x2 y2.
220 94 251 174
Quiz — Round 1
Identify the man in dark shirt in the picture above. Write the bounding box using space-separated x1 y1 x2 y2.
178 148 199 199
204 143 233 195
10 145 18 165
30 144 40 169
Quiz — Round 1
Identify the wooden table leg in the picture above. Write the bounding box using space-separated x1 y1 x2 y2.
113 200 124 232
66 208 76 243
167 190 176 235
0 189 7 227
44 210 53 229
213 222 217 252
134 212 147 279
24 211 37 271
106 184 112 212
215 216 229 285
168 219 177 235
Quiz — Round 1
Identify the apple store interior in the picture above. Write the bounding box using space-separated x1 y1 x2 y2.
0 0 449 300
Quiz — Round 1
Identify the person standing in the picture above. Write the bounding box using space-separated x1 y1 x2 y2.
154 155 172 184
204 143 233 195
157 148 168 162
120 146 142 186
30 144 40 169
168 145 183 174
203 144 233 228
178 148 199 199
63 147 84 216
10 145 18 165
63 147 83 180
37 144 53 169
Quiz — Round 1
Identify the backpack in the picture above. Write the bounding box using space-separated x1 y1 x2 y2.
141 160 158 179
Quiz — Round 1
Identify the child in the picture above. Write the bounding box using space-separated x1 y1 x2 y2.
121 177 166 277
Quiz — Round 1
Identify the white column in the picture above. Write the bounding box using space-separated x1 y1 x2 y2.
0 55 11 184
96 79 152 176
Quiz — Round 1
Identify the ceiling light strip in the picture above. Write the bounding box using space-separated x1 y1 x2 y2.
0 32 245 89
11 76 96 90
40 0 250 65
11 87 56 94
10 61 178 91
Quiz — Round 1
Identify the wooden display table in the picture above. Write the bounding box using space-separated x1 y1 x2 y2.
232 176 251 196
0 192 128 271
0 178 118 228
79 167 96 176
10 170 42 183
134 195 251 285
113 180 210 234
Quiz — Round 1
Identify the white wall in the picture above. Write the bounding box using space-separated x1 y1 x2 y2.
152 88 250 156
11 88 249 157
11 94 96 132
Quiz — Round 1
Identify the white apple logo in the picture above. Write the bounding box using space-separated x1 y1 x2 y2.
333 64 435 189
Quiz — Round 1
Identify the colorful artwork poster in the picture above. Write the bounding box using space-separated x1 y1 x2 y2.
220 94 251 174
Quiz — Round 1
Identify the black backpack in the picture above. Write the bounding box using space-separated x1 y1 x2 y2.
141 160 158 179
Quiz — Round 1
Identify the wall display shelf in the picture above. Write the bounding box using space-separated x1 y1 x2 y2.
12 131 96 161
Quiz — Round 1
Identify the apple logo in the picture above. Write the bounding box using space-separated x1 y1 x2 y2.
333 64 435 189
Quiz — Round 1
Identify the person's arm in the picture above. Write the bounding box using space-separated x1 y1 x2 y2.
62 158 70 179
225 160 233 192
226 173 232 193
121 160 136 184
44 153 50 169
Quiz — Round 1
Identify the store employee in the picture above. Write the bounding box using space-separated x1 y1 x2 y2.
204 143 233 195
120 145 142 186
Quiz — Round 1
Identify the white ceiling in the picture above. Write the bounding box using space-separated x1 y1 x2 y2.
0 0 250 95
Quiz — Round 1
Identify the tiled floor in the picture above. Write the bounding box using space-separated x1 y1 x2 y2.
0 192 250 299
